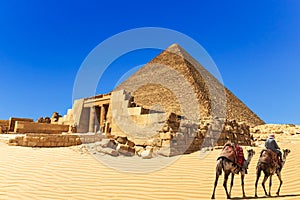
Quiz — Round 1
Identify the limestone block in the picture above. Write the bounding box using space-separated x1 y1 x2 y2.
141 147 153 159
135 146 145 156
8 138 16 144
160 132 172 140
69 137 75 143
117 144 135 156
116 136 127 144
161 139 171 147
95 139 116 149
44 142 51 147
126 140 135 147
96 146 119 156
157 147 172 157
127 107 142 115
162 124 169 132
28 141 38 147
152 138 162 147
75 138 82 145
145 139 154 146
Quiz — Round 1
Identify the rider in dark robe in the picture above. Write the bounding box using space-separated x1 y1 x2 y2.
265 134 283 166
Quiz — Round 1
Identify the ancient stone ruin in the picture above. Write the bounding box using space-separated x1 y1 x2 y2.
1 44 265 157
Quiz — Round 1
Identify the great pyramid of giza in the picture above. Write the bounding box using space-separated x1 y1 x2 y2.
114 44 264 127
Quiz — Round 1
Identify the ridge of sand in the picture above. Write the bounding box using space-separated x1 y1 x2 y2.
1 135 299 199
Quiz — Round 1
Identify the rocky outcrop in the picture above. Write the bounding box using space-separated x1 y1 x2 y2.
251 124 300 141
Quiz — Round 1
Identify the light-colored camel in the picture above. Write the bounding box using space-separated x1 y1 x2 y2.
211 148 255 199
255 148 291 197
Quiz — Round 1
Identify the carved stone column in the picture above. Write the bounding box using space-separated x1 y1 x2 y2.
100 105 106 130
89 107 95 132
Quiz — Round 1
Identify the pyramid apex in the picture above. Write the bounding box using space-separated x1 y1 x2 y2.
165 43 186 56
166 43 182 50
167 43 181 48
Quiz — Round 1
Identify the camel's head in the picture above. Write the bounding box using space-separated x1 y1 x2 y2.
283 149 291 158
247 149 255 157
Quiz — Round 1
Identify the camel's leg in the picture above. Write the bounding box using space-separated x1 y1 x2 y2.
211 171 220 199
223 172 230 199
268 175 272 196
276 172 283 196
255 167 261 197
241 173 245 197
229 173 234 197
211 160 222 199
262 174 269 196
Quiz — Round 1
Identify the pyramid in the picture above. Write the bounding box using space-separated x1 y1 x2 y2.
114 44 264 127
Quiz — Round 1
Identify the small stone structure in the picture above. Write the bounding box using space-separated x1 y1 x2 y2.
0 120 9 133
8 117 33 132
14 121 69 134
9 133 102 147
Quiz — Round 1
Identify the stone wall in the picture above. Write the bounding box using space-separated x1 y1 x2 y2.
108 90 254 157
150 118 253 156
14 121 69 134
8 117 33 132
8 133 102 147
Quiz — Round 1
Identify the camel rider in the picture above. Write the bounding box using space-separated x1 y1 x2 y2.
265 134 283 165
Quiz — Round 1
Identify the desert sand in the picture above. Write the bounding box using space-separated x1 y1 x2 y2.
1 134 300 200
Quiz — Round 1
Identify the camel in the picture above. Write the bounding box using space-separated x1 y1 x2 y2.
211 148 255 199
255 148 291 197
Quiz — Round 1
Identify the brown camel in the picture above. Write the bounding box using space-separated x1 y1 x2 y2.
211 148 255 199
255 148 291 197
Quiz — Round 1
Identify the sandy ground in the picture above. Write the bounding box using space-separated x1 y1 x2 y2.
1 135 300 200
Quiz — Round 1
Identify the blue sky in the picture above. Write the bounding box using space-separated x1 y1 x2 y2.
0 0 299 124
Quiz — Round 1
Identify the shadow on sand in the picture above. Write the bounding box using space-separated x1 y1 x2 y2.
231 194 300 199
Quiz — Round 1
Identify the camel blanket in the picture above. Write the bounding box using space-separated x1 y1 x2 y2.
218 145 237 163
260 149 279 169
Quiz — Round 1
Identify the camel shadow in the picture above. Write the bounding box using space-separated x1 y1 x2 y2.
231 193 300 199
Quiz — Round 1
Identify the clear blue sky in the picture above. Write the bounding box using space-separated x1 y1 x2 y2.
0 0 299 124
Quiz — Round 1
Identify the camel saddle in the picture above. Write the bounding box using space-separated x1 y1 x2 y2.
218 144 237 163
260 149 280 169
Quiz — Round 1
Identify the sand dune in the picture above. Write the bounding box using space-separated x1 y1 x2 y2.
0 135 299 199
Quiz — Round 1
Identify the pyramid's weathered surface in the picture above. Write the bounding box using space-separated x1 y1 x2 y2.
115 44 264 127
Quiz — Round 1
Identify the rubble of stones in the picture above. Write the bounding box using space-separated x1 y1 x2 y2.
92 117 254 158
251 124 300 141
37 112 62 124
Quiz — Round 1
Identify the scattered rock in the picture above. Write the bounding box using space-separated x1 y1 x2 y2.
116 136 127 144
117 144 135 156
157 147 172 157
135 146 145 156
126 140 135 148
96 146 119 156
95 139 117 149
162 124 170 132
141 147 153 159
